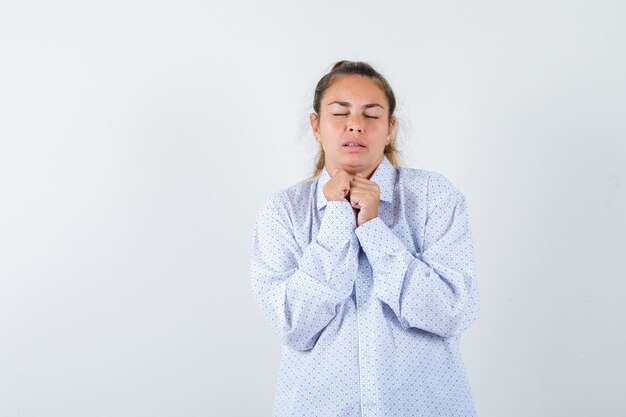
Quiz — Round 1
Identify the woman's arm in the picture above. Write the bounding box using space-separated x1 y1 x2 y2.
355 172 480 338
250 195 359 351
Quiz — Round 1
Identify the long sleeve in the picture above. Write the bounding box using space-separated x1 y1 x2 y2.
354 173 480 338
250 195 360 351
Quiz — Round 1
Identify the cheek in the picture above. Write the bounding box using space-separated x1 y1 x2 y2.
370 122 389 136
320 120 343 134
328 117 346 128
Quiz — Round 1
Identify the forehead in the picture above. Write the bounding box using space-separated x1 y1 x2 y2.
323 75 387 105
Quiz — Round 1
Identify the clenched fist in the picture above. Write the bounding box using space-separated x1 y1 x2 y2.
323 168 353 201
323 168 380 227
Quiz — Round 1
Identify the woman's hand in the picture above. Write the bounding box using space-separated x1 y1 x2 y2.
323 168 353 201
348 173 380 227
323 168 380 227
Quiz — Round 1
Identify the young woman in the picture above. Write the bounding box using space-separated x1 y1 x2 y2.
250 60 480 417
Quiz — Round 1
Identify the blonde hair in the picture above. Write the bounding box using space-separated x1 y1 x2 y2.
306 60 402 180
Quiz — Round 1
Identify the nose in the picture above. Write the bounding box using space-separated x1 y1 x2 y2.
347 115 363 133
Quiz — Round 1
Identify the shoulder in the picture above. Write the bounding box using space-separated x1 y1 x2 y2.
256 178 316 220
396 166 463 194
272 178 316 209
396 166 464 203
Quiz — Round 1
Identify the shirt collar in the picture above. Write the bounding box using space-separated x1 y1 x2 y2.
316 154 397 210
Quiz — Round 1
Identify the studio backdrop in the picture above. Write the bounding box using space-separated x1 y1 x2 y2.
1 1 624 416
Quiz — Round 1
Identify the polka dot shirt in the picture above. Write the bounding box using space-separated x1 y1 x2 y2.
250 155 480 417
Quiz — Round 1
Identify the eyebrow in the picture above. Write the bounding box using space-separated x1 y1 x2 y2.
327 101 385 110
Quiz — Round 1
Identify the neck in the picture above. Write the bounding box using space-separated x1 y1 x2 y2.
325 155 384 179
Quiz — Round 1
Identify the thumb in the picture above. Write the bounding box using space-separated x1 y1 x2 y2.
355 172 365 177
356 207 365 226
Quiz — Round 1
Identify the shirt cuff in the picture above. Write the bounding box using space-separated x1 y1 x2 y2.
317 200 356 249
355 216 407 260
355 217 432 329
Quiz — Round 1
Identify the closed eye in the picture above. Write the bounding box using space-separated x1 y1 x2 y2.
332 113 379 119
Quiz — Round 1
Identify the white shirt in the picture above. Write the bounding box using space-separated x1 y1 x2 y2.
250 154 480 417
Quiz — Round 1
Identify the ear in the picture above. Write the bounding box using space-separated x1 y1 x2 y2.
388 115 397 137
310 112 321 142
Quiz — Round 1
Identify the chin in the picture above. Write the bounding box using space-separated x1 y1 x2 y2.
342 154 372 163
340 161 374 176
339 158 367 167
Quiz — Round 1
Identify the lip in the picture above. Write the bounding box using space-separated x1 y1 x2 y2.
343 140 366 147
342 144 366 152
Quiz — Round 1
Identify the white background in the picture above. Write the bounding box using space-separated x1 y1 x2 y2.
1 1 625 416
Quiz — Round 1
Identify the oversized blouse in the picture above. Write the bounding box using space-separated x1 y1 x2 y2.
249 155 480 417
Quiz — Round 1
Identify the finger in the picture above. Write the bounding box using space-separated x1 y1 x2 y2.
350 177 379 189
352 176 374 184
338 170 353 180
351 175 373 183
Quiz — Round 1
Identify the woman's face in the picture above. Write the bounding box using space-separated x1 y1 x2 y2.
310 75 395 178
